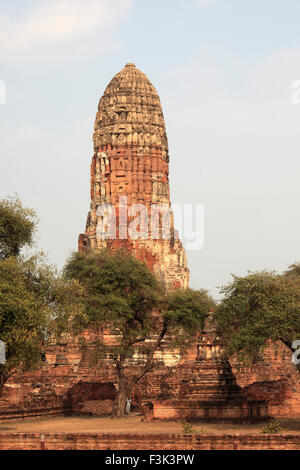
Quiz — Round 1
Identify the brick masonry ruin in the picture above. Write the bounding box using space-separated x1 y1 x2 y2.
0 64 300 425
78 63 189 289
1 432 300 451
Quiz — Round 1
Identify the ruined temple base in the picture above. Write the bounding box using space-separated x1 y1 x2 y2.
152 399 269 423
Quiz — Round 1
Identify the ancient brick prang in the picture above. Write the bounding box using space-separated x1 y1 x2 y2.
79 63 189 289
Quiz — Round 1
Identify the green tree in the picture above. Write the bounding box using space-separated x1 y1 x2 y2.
0 253 82 394
284 262 300 279
0 196 37 259
214 269 300 363
0 196 82 394
64 250 214 417
163 287 215 350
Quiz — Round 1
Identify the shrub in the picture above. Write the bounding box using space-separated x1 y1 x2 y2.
179 419 195 434
261 421 282 434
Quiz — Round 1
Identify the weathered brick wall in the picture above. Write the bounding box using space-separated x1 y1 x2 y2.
0 432 299 450
1 341 300 421
0 358 238 419
232 341 300 417
69 381 116 415
0 368 72 419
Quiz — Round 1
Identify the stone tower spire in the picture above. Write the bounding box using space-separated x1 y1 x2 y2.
79 64 189 289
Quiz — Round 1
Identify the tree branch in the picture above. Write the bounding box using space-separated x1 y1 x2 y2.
131 321 168 386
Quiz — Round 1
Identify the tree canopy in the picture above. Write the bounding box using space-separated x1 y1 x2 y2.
64 249 215 416
164 287 215 350
0 256 48 388
0 252 82 390
64 249 161 344
0 196 81 392
214 268 300 363
0 196 37 259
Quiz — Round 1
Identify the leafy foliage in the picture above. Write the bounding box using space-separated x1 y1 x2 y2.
179 419 196 434
64 249 160 355
164 288 215 350
0 256 47 382
284 262 300 279
64 249 215 416
214 269 300 362
0 196 37 259
0 196 83 392
0 253 82 389
261 421 282 434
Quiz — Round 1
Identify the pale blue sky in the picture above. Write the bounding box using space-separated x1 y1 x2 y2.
1 0 300 297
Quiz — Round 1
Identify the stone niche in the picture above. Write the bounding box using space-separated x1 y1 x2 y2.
68 381 117 416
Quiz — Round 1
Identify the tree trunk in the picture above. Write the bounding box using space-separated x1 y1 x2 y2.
112 323 168 417
131 322 168 387
114 378 128 417
281 339 293 352
0 371 9 397
0 376 5 397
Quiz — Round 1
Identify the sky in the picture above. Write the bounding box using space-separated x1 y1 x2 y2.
0 0 300 298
